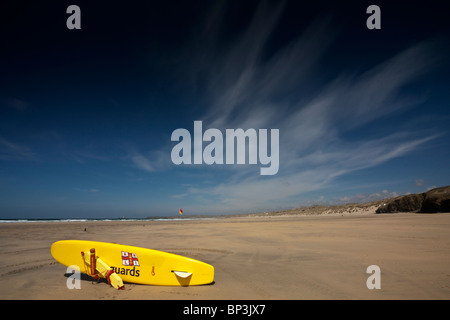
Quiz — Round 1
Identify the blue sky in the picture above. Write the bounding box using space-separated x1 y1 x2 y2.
1 0 449 218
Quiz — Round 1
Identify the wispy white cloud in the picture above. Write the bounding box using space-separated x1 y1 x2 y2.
164 2 443 214
75 188 99 193
122 2 443 214
3 97 29 111
202 10 336 130
128 147 173 173
0 136 35 160
131 154 155 172
415 179 425 187
338 190 401 204
171 193 188 199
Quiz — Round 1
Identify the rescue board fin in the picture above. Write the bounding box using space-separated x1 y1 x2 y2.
173 271 192 278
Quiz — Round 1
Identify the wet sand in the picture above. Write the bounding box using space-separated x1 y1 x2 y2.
1 212 449 299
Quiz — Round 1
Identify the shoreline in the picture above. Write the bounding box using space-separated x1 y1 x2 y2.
0 201 383 224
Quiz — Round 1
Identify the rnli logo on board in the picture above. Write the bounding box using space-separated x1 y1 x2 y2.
121 251 140 266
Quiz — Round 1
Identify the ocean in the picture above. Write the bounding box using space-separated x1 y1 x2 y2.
0 217 215 223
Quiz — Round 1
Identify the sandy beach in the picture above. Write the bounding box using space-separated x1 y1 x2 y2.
1 211 449 300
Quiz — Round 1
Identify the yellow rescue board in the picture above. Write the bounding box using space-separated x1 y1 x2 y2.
51 240 214 286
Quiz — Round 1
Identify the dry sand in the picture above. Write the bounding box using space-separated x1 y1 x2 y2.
1 211 449 300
